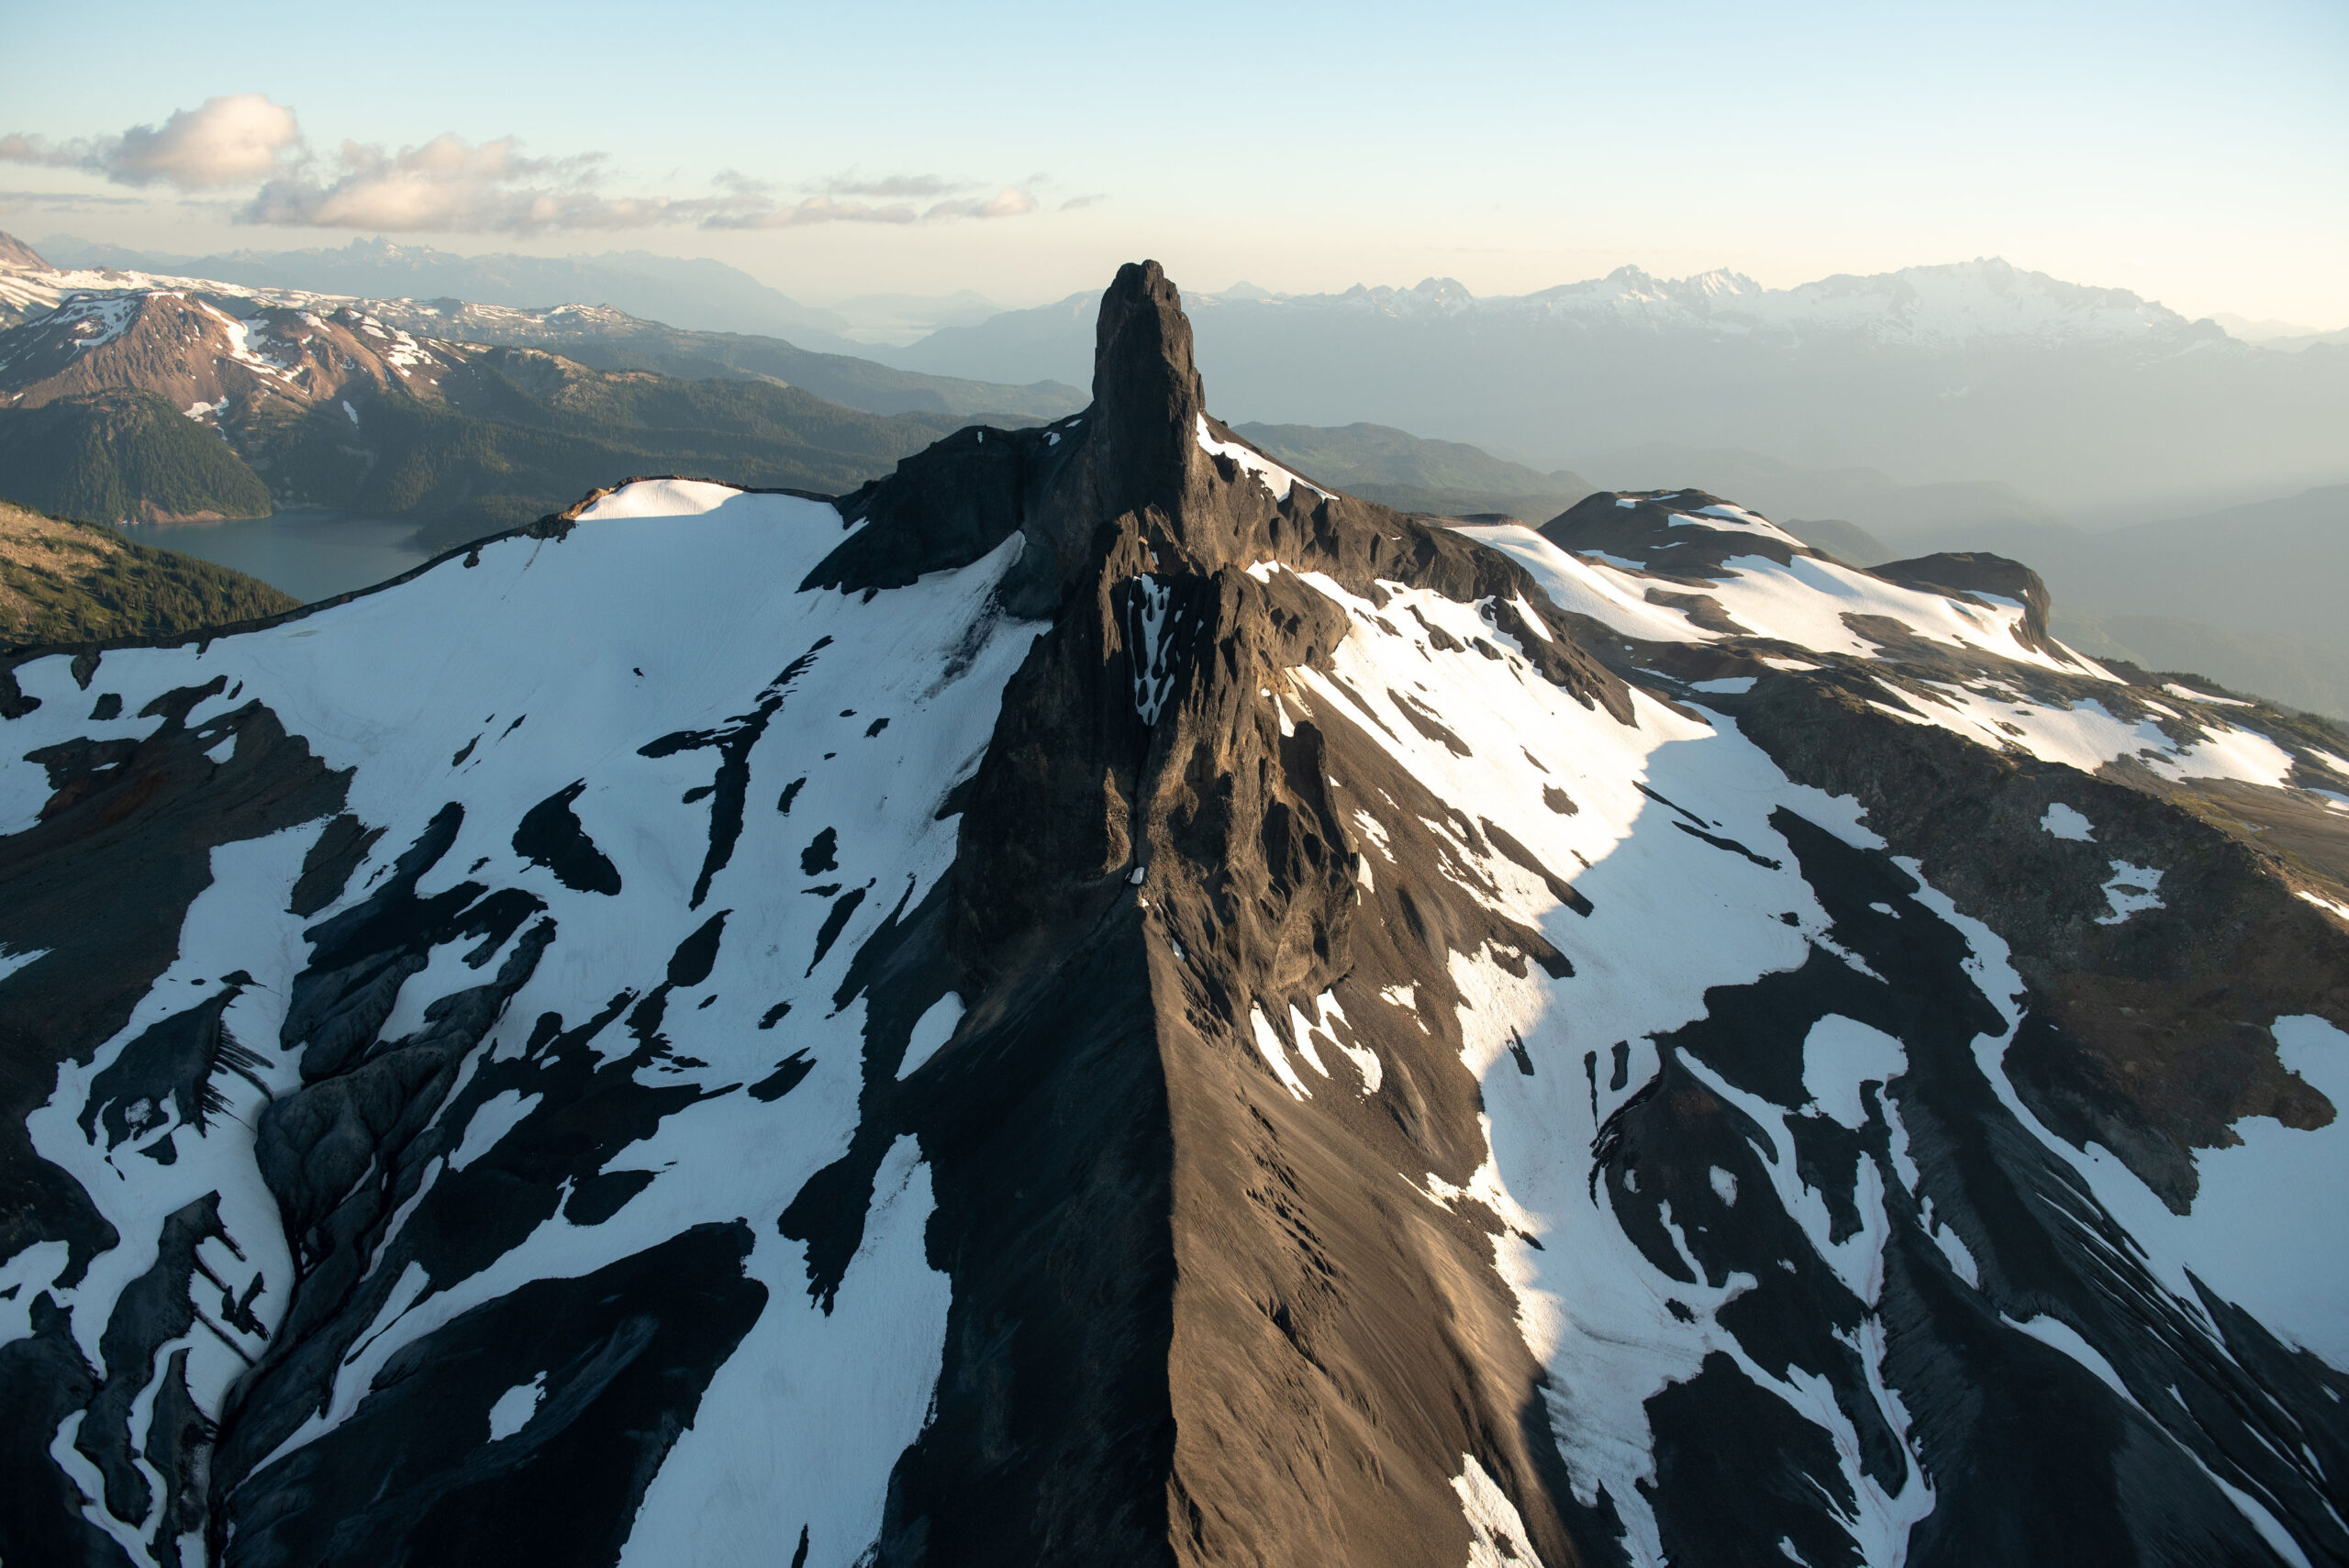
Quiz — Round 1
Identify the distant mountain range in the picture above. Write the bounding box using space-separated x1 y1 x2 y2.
0 233 1087 544
877 261 2349 523
2211 313 2349 353
344 298 1082 422
0 256 1008 543
27 240 2343 529
2 232 2337 717
28 235 870 351
6 239 1082 422
26 238 1020 357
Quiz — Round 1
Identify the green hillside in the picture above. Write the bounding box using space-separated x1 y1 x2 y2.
0 499 298 650
0 392 273 524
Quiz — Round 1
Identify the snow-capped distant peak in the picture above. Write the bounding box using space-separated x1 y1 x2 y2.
1200 257 2204 349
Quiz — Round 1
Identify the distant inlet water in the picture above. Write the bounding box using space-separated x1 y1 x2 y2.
116 509 441 606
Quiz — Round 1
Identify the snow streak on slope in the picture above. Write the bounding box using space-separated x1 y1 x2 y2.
1275 567 1926 1562
1459 516 2096 676
1263 561 2347 1567
0 483 1034 1566
1197 414 1324 502
1458 504 2349 817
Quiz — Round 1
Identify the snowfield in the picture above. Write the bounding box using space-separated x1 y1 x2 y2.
3 485 1035 1566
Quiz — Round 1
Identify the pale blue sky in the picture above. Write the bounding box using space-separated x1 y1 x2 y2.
3 0 2343 323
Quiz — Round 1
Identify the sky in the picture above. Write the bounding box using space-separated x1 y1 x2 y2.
1 0 2343 326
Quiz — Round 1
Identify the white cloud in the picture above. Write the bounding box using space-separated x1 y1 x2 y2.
0 135 84 172
703 186 1038 230
240 134 636 231
112 95 303 187
700 193 921 230
821 172 969 200
2 98 1052 235
0 95 303 189
926 187 1039 221
0 188 147 210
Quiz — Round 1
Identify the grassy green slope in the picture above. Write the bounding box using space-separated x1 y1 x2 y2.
0 392 273 524
0 499 298 650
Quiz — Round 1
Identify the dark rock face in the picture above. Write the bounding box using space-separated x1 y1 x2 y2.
2 261 2345 1568
221 1222 764 1568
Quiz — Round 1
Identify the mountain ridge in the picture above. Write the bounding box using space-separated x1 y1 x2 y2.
0 261 2343 1568
0 277 1025 542
0 232 1084 423
888 257 2235 388
880 261 2349 519
28 235 869 350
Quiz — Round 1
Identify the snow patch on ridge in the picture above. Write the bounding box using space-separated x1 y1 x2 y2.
897 993 964 1078
1251 1006 1312 1100
2095 862 2165 925
1454 1454 1546 1566
618 1137 952 1568
1197 414 1325 501
2041 803 2095 841
1130 573 1178 722
486 1373 545 1440
1800 1016 1908 1129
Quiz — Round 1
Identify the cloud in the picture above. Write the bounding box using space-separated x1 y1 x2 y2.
926 187 1039 220
821 172 968 199
1060 193 1110 211
113 95 303 187
0 188 148 209
239 134 640 232
0 95 303 189
0 134 85 172
698 186 1040 230
699 194 919 230
243 150 1041 234
3 98 1051 235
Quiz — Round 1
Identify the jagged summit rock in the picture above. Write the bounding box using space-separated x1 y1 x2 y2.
1 264 2345 1568
1090 258 1208 506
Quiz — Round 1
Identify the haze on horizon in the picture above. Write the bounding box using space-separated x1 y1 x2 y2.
0 0 2343 327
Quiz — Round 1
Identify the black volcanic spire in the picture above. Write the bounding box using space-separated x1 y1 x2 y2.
1089 260 1208 517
